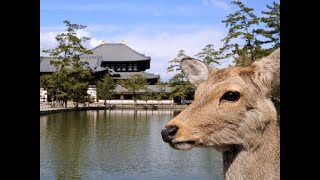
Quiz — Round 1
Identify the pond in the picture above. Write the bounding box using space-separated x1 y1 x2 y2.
40 110 223 180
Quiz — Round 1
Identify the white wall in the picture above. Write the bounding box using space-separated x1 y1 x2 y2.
40 88 47 102
87 87 97 102
98 99 174 104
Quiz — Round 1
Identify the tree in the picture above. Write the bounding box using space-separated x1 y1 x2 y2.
155 80 168 103
221 0 264 66
232 46 252 67
167 50 193 104
195 44 222 66
255 2 280 51
96 74 116 106
138 87 155 104
42 20 93 107
40 74 54 90
120 73 148 104
40 74 56 100
65 67 93 107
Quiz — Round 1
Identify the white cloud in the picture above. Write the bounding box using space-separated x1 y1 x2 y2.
202 0 231 10
40 29 100 54
40 32 58 50
76 29 91 38
214 0 231 10
113 27 228 81
89 38 101 48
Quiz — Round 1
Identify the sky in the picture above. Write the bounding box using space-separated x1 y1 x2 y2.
40 0 279 82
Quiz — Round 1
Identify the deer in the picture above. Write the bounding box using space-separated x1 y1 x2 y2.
161 48 280 180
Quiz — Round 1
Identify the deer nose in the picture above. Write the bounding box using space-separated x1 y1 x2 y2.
161 126 178 143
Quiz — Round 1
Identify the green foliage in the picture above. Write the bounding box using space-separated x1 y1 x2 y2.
40 74 55 98
168 73 193 98
166 50 188 81
155 81 168 101
40 74 54 89
64 67 92 106
120 73 148 103
232 47 252 67
42 20 92 68
221 0 265 65
195 44 222 66
41 20 93 107
167 50 188 74
138 87 155 102
218 1 280 66
96 74 116 105
254 2 280 50
167 50 193 99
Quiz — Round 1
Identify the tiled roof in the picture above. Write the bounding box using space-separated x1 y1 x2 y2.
40 57 59 72
41 43 151 73
40 57 108 73
80 43 150 62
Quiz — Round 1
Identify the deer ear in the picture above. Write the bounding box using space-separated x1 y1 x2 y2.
252 48 280 89
181 58 209 87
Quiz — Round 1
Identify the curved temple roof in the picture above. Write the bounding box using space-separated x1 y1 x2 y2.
40 43 151 73
80 43 150 62
40 56 108 73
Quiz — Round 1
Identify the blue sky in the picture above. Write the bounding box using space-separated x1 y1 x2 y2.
40 0 279 81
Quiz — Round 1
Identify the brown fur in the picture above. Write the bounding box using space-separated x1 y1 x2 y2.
162 48 280 180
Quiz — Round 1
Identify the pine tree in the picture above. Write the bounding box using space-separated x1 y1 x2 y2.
255 2 280 50
120 73 148 104
96 74 116 106
40 74 55 99
221 0 262 66
167 50 193 104
42 20 93 107
138 87 155 104
155 80 168 103
195 44 222 67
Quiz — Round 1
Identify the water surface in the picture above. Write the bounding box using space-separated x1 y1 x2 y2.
40 110 223 180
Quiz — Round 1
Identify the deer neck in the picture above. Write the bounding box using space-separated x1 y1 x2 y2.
222 123 280 180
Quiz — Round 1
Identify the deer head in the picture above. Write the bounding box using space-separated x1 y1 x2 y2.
161 48 280 152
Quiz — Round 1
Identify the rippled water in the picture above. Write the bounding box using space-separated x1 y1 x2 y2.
40 110 223 180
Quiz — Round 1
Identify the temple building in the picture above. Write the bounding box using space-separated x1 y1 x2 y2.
40 43 160 84
40 43 176 104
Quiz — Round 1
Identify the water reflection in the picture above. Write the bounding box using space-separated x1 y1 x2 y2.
40 110 223 180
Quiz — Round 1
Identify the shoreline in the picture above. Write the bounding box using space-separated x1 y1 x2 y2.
40 104 188 115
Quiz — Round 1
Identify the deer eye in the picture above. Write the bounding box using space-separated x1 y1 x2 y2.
221 91 240 102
